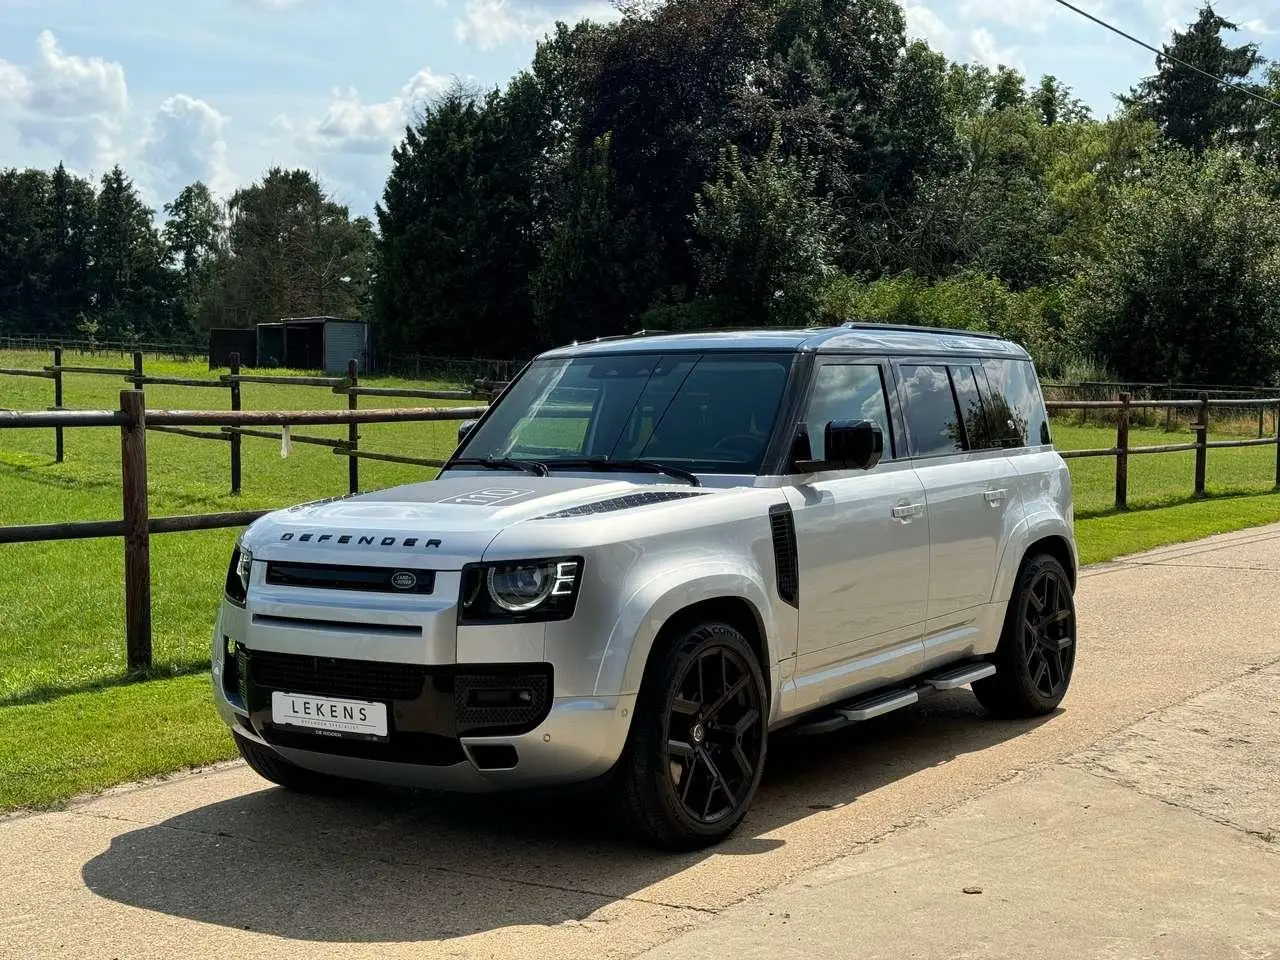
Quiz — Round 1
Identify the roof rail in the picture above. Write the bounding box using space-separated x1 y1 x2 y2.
840 321 1003 341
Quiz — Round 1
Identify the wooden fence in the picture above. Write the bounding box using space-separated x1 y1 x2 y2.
1046 393 1280 510
0 393 487 670
0 349 500 495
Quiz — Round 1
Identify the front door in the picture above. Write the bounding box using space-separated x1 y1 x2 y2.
785 360 931 712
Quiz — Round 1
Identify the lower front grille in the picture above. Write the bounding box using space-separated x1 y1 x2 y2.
454 671 552 736
243 649 427 701
237 649 555 763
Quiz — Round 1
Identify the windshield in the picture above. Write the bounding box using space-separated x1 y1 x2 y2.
454 352 793 475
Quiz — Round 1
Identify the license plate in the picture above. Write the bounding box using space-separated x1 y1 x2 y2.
271 691 388 738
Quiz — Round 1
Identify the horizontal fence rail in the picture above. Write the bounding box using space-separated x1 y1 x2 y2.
1 348 500 493
0 389 484 669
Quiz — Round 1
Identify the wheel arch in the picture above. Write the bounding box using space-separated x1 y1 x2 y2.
594 567 781 711
991 513 1078 604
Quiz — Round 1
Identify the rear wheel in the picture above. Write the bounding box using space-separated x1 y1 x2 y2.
973 553 1076 718
615 622 768 849
234 731 351 795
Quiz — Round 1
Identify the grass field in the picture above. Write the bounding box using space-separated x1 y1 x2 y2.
4 350 1280 811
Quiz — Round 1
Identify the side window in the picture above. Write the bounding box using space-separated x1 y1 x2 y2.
979 358 1052 448
948 365 996 450
898 364 965 457
804 363 894 462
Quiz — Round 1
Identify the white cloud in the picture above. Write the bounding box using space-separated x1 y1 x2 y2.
304 67 451 153
455 0 617 51
1242 18 1275 36
970 26 1023 70
903 4 956 51
142 94 234 198
0 31 129 172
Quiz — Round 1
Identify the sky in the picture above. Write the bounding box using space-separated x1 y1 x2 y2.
0 0 1277 219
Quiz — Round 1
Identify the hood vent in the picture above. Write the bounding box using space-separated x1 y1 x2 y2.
537 490 706 519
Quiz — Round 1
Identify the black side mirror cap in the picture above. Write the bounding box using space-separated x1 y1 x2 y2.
457 419 478 444
792 419 883 473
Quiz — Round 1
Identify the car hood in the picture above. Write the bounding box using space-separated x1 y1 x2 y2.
241 473 710 569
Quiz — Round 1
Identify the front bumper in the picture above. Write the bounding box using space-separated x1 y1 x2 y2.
212 644 636 792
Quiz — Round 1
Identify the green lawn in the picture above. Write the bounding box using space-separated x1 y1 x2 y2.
3 352 1280 811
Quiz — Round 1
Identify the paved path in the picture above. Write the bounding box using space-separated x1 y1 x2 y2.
3 527 1280 959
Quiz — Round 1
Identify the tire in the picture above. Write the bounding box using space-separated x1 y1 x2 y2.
234 731 352 795
614 622 769 850
973 553 1077 718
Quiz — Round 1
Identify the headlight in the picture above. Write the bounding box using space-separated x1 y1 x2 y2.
460 557 582 623
225 542 253 606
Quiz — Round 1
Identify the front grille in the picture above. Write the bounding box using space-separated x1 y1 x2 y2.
242 649 427 701
265 561 435 594
454 671 551 735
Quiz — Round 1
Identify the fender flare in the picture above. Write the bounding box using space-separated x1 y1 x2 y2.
990 511 1077 605
592 562 778 702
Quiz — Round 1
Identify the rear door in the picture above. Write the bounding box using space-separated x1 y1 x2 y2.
893 360 1019 647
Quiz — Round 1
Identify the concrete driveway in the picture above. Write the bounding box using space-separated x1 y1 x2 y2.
2 527 1279 960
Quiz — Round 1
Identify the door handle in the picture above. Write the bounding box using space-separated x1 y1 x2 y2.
892 503 924 521
984 488 1008 505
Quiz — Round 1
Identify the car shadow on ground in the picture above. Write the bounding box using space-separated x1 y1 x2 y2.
81 691 1056 944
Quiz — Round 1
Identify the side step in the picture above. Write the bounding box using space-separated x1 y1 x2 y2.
926 662 996 691
787 661 996 737
835 688 918 722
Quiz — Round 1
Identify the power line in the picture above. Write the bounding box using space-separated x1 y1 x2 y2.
1048 0 1280 111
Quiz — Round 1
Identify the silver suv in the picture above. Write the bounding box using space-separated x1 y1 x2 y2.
212 324 1076 848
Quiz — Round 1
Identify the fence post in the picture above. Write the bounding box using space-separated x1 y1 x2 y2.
229 352 242 495
131 351 144 390
52 347 64 463
1274 401 1280 489
120 389 152 671
1115 392 1130 510
1259 403 1266 439
1194 392 1209 498
347 358 359 495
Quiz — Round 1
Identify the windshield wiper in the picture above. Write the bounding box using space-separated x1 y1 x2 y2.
449 457 549 477
544 457 700 487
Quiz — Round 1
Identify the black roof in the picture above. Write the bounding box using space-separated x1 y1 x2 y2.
538 322 1030 361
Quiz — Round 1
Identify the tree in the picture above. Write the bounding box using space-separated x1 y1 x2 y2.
90 166 173 339
1124 4 1266 153
47 164 95 336
0 168 52 332
163 182 226 329
686 137 838 327
1071 148 1280 385
206 168 372 328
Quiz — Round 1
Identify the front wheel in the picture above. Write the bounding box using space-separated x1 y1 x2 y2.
614 622 768 849
973 553 1077 718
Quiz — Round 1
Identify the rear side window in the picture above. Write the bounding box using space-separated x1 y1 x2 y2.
898 364 964 457
979 358 1052 448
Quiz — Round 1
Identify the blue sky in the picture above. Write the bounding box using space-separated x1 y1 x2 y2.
0 0 1276 218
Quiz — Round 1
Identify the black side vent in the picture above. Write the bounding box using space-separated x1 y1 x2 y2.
538 491 705 519
769 504 799 608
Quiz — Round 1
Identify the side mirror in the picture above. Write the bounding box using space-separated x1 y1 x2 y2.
823 419 883 471
457 419 478 444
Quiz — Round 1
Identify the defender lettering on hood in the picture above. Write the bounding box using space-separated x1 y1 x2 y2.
278 532 442 548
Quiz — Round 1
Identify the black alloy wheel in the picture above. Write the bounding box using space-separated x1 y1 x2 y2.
663 642 766 825
615 622 768 849
1022 564 1075 700
973 553 1077 718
